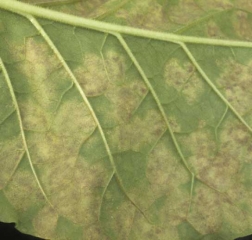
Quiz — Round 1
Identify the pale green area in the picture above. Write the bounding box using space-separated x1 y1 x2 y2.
0 0 252 239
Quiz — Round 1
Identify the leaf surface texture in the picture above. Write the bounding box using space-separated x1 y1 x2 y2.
0 0 252 239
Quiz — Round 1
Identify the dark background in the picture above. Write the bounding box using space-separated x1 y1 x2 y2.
0 222 252 240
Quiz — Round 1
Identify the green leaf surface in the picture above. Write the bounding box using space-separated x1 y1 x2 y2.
0 0 252 239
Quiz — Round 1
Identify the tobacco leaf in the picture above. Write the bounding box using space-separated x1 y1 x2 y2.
0 0 252 239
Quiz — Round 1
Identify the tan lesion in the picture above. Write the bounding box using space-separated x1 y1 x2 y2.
219 194 252 236
168 116 181 133
88 0 132 20
3 167 45 211
104 51 127 85
18 36 72 112
206 20 225 38
0 136 24 189
106 108 166 153
182 114 252 193
128 199 183 239
217 59 252 116
84 223 110 240
187 183 222 235
197 0 233 11
47 159 111 225
167 0 203 26
235 0 252 12
74 53 109 97
116 0 175 30
33 206 58 239
233 10 252 40
19 96 51 132
51 98 97 139
146 136 190 197
105 80 148 124
164 58 204 104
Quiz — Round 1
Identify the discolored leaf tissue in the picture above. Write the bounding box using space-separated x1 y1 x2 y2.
0 0 252 239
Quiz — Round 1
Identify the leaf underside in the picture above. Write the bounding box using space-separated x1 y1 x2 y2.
0 0 252 239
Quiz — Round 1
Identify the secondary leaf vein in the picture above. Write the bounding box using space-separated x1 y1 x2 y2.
114 33 195 209
0 58 53 208
180 42 252 133
25 14 148 221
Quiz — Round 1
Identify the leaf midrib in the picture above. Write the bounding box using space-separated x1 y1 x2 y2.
1 0 252 48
